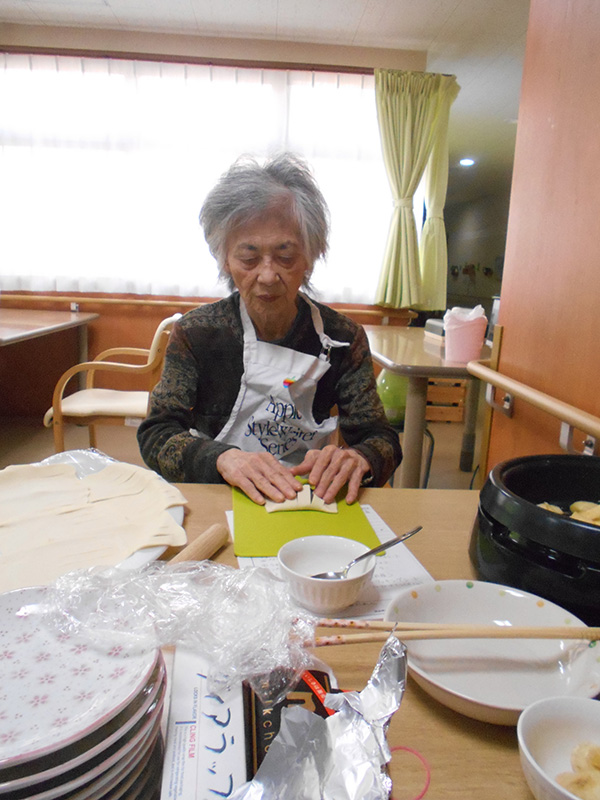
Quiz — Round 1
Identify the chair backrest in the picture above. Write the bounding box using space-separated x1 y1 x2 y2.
146 313 182 385
147 313 182 364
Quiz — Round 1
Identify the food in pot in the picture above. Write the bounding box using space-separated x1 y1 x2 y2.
538 501 564 514
557 742 600 799
537 500 600 527
571 501 600 525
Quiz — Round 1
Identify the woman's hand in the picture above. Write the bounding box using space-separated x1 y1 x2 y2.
216 449 303 505
292 445 371 505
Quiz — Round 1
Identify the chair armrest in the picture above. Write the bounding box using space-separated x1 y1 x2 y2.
92 347 151 362
86 348 152 388
52 359 162 409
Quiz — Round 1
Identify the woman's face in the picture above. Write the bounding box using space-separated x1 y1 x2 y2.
224 210 310 340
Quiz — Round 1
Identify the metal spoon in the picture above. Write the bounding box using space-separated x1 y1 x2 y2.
310 525 423 580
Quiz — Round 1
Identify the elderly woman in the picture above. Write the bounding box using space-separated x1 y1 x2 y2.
137 153 401 505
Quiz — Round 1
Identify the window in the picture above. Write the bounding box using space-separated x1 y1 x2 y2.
0 54 414 303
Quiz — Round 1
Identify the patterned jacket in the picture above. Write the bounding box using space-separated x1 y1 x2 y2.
137 293 402 485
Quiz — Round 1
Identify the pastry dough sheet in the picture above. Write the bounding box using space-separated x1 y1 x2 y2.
0 462 187 593
264 484 337 514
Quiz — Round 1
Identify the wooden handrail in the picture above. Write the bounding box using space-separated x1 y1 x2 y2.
467 359 600 441
2 293 203 309
1 292 416 321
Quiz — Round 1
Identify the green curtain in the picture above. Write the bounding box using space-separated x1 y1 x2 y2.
374 70 460 309
419 78 460 310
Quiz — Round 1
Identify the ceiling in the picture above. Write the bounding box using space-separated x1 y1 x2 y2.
0 0 531 206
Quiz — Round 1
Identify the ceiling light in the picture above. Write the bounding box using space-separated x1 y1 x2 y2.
459 158 475 167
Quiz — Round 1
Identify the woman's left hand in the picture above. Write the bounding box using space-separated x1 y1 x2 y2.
291 445 371 505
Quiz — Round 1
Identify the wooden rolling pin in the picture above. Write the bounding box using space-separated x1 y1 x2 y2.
169 523 230 563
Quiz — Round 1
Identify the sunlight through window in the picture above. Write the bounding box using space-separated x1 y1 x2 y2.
0 55 410 303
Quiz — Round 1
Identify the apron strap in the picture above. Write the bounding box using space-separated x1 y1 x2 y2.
239 297 259 362
301 293 350 362
239 293 350 363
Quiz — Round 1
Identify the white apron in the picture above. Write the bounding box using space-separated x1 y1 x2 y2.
215 294 349 466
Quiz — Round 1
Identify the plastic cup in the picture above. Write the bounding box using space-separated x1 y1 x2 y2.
444 317 487 362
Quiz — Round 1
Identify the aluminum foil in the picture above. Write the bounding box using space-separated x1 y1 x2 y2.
230 635 407 800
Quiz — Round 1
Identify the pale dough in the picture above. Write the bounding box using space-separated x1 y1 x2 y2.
0 464 89 526
0 461 187 593
265 484 337 514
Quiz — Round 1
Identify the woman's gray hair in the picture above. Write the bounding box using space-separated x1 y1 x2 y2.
199 153 330 288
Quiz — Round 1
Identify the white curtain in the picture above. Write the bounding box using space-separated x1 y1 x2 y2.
0 54 392 303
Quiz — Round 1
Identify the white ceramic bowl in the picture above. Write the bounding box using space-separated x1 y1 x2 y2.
277 535 375 615
518 697 600 800
384 580 600 725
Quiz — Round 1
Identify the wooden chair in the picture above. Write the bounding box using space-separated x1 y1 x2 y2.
43 313 182 453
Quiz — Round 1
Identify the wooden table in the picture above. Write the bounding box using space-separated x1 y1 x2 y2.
0 308 99 391
0 308 98 355
365 326 489 489
168 485 532 800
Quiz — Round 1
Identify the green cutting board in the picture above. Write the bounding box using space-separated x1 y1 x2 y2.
232 487 380 557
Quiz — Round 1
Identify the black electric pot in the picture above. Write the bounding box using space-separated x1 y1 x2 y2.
470 454 600 625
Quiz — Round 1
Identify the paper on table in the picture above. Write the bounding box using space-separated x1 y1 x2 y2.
230 505 433 620
231 487 379 557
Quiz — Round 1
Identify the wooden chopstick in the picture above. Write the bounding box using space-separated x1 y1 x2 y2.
318 618 449 631
314 625 600 647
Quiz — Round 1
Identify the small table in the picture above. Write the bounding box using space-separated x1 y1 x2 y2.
0 308 98 357
0 308 99 390
364 326 489 488
167 485 531 799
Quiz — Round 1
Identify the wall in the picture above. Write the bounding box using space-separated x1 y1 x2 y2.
485 0 600 470
0 23 426 72
0 293 414 417
445 191 509 316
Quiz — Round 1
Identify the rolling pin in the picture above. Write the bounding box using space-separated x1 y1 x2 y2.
169 523 230 563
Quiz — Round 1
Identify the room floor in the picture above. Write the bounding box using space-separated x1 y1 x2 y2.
0 416 481 490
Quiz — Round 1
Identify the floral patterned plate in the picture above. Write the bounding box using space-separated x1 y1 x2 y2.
0 586 159 767
20 698 163 800
95 734 163 800
384 579 600 725
0 657 165 791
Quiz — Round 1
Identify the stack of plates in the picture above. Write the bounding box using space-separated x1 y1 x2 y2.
0 587 166 800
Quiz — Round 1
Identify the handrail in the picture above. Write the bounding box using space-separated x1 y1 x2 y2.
1 293 416 320
467 359 600 442
1 293 203 309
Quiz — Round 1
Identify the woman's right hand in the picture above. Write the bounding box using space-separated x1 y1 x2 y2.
216 448 303 505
